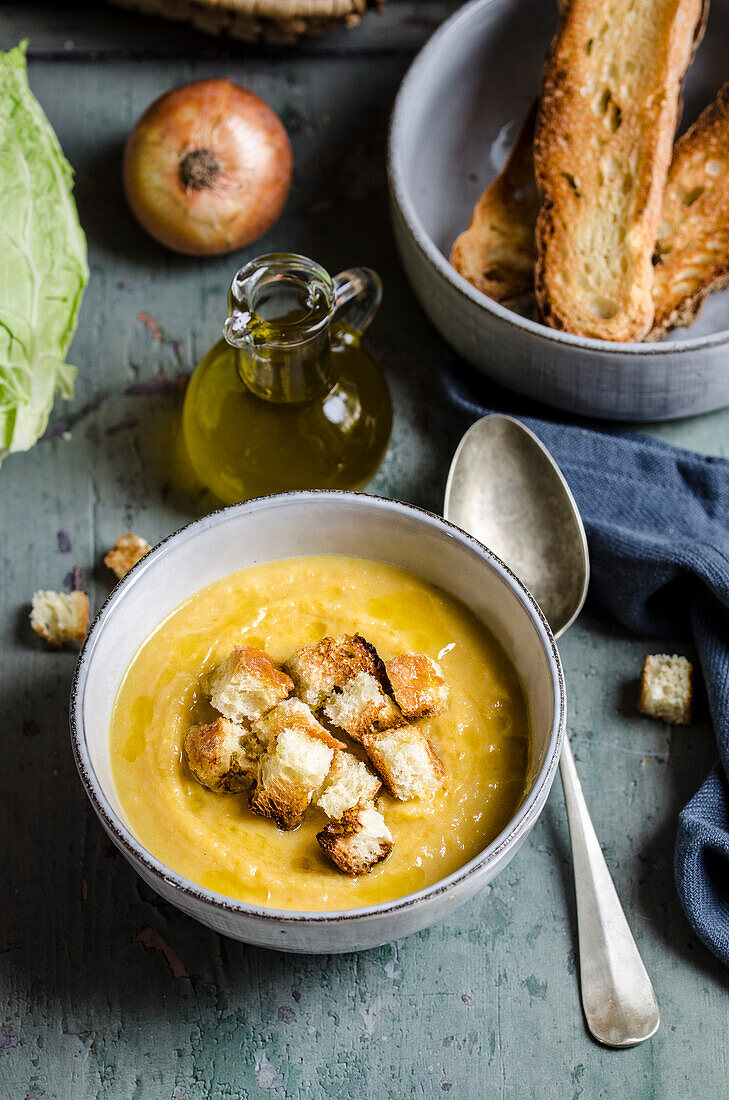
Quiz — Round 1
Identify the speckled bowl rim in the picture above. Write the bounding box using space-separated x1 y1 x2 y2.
70 490 565 928
387 0 729 357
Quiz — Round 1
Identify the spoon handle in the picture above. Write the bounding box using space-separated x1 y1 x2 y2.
559 736 660 1047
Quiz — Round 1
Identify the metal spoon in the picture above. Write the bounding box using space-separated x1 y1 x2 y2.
444 413 659 1049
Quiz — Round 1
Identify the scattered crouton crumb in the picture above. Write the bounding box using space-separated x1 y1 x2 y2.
104 532 151 580
30 590 89 648
638 654 693 726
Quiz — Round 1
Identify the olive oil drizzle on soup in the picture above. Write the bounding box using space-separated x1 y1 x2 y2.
109 556 531 911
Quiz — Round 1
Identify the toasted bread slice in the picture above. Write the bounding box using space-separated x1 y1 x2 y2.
323 670 403 740
361 724 445 801
284 634 387 710
450 105 539 304
314 749 382 819
104 532 151 580
30 590 89 647
207 644 293 724
184 717 267 793
534 0 706 341
385 654 449 719
638 653 693 725
317 803 393 876
651 81 729 337
250 699 345 829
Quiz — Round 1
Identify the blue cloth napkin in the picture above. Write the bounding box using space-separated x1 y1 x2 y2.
504 416 729 967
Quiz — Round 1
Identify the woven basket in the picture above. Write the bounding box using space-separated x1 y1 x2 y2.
109 0 384 43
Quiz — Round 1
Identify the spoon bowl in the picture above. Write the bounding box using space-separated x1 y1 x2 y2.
445 416 589 638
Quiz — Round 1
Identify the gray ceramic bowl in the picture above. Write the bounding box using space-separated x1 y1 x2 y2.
70 491 565 953
388 0 729 421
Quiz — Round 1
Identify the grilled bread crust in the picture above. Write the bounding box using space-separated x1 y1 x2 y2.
450 105 539 304
534 0 706 341
650 80 729 338
451 74 726 340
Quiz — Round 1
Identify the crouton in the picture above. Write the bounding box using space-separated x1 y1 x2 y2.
638 654 693 726
184 717 267 793
323 670 403 740
314 749 382 819
317 803 394 876
361 724 445 801
207 644 293 724
104 532 151 580
284 634 387 709
250 699 345 829
30 590 90 648
385 653 449 718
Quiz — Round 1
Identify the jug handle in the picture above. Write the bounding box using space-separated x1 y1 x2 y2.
332 268 383 337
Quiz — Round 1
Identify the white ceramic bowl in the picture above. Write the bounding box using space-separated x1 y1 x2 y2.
388 0 729 421
70 492 565 953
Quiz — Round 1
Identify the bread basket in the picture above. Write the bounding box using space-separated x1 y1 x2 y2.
388 0 729 421
108 0 384 43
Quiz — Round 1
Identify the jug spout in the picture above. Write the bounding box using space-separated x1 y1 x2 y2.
222 307 259 349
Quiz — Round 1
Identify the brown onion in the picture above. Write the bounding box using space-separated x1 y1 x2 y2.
123 78 293 256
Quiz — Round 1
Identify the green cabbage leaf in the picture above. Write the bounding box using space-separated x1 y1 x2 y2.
0 41 89 463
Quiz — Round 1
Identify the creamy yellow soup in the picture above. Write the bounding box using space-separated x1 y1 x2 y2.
110 555 531 911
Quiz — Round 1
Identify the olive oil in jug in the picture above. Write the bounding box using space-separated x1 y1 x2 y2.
182 253 392 505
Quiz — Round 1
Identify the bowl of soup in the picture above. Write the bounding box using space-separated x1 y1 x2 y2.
70 491 565 953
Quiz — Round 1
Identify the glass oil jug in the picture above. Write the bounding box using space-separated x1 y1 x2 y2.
182 253 392 505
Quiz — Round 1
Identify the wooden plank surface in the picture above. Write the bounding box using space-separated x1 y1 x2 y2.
1 3 728 1097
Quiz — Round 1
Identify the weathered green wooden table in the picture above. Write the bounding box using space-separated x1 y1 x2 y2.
2 4 728 1096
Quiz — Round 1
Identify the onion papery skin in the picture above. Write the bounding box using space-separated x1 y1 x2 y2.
123 78 293 257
